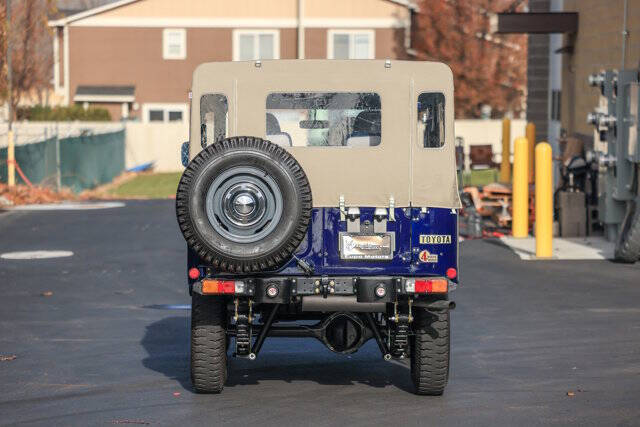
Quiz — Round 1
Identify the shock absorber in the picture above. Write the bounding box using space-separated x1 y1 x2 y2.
389 299 413 358
234 298 253 357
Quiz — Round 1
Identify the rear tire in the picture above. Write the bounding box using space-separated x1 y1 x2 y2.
410 308 450 396
191 294 227 393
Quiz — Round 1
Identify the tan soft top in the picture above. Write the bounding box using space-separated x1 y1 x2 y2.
190 60 461 209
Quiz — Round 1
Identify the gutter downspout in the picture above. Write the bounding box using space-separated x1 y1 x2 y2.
297 0 305 59
63 25 70 106
622 0 628 69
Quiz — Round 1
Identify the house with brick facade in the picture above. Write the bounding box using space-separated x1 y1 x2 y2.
49 0 417 122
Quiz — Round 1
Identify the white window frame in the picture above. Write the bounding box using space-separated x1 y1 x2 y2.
232 29 280 61
327 29 375 59
142 103 188 123
163 28 186 60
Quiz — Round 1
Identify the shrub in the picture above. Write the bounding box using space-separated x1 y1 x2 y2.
17 105 112 121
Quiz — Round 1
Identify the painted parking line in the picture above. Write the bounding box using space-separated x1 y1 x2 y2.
499 236 615 260
9 202 125 211
0 250 74 260
143 304 191 310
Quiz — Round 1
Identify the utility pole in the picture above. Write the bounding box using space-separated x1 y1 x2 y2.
5 0 15 187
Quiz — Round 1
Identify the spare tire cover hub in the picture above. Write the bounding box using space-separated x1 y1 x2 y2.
206 166 283 243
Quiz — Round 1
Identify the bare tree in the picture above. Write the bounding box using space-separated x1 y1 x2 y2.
1 0 56 120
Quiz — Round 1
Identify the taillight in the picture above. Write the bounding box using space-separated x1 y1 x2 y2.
446 267 457 279
201 279 236 295
188 268 201 280
405 278 449 294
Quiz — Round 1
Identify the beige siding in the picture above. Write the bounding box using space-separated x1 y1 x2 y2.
93 0 297 19
79 0 408 21
305 0 408 19
562 0 640 136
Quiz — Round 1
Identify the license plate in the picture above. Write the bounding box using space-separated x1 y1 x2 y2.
339 232 394 260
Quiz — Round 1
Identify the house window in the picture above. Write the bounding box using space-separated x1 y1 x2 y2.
163 28 186 60
143 103 188 123
233 30 280 61
149 110 164 122
328 30 375 59
168 111 183 122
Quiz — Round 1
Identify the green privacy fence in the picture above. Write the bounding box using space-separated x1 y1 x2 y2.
0 130 125 192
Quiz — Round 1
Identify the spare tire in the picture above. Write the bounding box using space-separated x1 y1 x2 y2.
176 136 312 273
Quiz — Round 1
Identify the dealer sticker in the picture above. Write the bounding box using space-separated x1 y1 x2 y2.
418 250 438 263
419 234 452 244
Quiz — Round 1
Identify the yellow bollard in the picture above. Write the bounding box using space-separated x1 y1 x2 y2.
535 142 553 258
7 129 15 187
526 122 536 183
512 137 529 238
499 118 511 183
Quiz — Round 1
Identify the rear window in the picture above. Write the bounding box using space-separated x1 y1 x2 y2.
266 92 381 147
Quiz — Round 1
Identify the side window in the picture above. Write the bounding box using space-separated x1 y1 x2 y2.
200 94 228 148
418 93 445 148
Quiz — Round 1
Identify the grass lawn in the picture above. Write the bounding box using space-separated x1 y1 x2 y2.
110 172 181 199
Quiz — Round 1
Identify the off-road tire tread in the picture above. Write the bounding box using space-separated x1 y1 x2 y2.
176 136 312 272
411 308 450 396
191 294 227 393
615 201 640 263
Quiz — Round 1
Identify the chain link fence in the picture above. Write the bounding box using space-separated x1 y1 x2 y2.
0 123 125 192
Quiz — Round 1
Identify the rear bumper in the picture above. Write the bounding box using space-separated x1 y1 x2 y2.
191 275 455 304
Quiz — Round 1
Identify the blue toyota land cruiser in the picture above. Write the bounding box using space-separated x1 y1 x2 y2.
176 60 460 395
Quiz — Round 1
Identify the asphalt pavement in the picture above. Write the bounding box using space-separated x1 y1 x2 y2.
1 200 640 426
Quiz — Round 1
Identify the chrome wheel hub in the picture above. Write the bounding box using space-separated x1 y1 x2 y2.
205 166 283 243
221 183 266 227
233 193 256 215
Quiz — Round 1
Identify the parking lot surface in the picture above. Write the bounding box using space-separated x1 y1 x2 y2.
1 200 639 426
